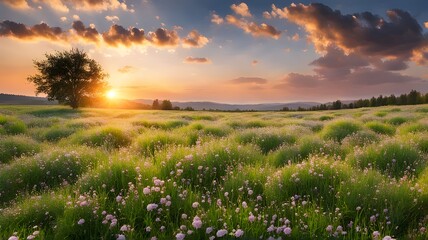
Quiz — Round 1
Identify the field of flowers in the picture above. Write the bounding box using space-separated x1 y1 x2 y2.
1 105 428 239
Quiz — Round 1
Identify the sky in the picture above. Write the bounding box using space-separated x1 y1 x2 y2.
1 0 428 103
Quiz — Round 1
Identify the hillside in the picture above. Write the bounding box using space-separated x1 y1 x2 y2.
0 93 57 105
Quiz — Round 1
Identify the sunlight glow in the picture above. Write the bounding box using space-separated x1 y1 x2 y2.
106 90 117 99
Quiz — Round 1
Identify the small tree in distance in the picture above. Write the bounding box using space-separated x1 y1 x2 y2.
27 48 108 109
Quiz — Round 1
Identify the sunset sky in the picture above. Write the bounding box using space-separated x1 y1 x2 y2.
1 0 428 103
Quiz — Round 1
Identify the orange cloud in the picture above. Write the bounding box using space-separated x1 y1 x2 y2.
105 15 120 23
1 0 132 12
231 3 252 17
0 0 30 9
182 30 209 48
147 28 180 47
183 57 211 64
230 77 267 84
118 65 135 73
225 15 281 39
211 14 224 25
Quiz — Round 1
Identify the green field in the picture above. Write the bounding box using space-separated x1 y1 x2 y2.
1 105 428 239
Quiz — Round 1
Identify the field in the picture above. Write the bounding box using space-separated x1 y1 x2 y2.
1 105 428 240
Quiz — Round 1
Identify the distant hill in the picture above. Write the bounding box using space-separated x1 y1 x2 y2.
0 93 57 105
135 99 321 111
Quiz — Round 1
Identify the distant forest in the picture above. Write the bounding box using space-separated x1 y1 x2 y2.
284 90 428 112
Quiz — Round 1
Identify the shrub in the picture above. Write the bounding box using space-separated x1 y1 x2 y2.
73 127 132 149
365 121 395 135
387 116 408 125
321 120 362 142
0 135 41 163
236 128 296 154
0 116 27 135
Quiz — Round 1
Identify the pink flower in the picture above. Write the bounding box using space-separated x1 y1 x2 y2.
77 219 85 225
147 203 158 211
235 229 244 237
248 214 255 223
192 216 202 229
216 229 228 237
176 233 185 240
143 187 151 195
117 234 126 240
283 227 292 235
192 202 200 208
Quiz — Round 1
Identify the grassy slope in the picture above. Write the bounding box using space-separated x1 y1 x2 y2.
0 105 428 239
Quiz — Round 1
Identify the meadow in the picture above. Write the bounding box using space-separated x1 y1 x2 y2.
1 105 428 240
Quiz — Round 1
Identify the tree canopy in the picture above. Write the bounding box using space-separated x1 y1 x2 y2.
27 48 108 109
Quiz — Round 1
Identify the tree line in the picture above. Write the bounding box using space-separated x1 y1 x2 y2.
284 90 428 111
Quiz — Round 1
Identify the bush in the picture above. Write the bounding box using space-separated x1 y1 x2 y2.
236 128 296 154
387 116 408 125
365 121 395 135
321 120 362 142
133 120 188 130
0 116 27 135
73 127 132 149
0 135 41 163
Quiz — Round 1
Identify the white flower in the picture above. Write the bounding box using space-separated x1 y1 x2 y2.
283 227 292 235
248 190 253 195
27 236 35 240
8 237 19 240
147 203 158 211
383 236 395 240
176 233 185 240
235 229 244 237
192 202 200 208
117 234 126 240
77 219 85 225
216 229 228 237
242 201 248 208
372 231 381 239
192 216 202 229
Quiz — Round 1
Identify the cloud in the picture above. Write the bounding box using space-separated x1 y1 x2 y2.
273 3 427 63
1 0 132 12
102 24 145 47
211 13 224 25
72 20 99 42
73 15 80 20
60 17 67 22
231 3 252 17
225 15 281 39
230 77 267 84
425 22 428 28
291 33 299 41
0 20 65 41
183 57 211 64
251 60 258 66
147 28 179 47
118 65 135 73
0 0 30 9
182 30 209 48
105 15 119 23
263 11 272 19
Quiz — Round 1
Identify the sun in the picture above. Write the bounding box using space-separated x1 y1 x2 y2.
106 90 117 99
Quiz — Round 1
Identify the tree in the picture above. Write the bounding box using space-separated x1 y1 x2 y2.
152 99 160 109
161 100 173 110
27 48 107 109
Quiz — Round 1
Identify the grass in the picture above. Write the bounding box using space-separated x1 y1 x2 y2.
0 104 428 239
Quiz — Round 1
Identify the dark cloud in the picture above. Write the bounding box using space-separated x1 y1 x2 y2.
225 15 281 39
102 24 145 46
183 57 211 64
183 30 209 48
273 3 428 63
72 21 99 42
230 77 268 84
147 28 179 47
0 20 65 41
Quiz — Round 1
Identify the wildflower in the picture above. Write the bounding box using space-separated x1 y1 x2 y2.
147 203 158 211
181 214 188 219
192 202 200 208
248 190 253 195
120 225 129 232
9 237 19 240
248 213 255 222
146 227 151 232
192 216 203 229
176 233 185 240
27 236 35 240
372 231 381 239
216 229 228 237
283 227 292 235
116 195 122 202
383 236 395 240
326 225 333 232
77 219 85 225
370 215 376 223
117 234 126 240
206 227 213 234
143 187 151 195
242 201 248 208
235 229 244 237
